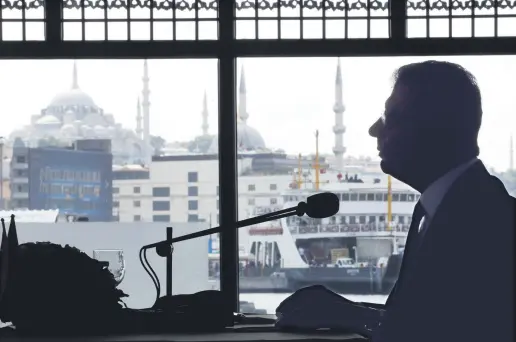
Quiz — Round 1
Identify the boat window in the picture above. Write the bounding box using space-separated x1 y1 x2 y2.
350 193 358 201
399 216 405 224
368 216 376 223
415 194 421 201
400 194 408 201
383 193 388 201
359 216 366 224
342 193 350 201
375 193 383 201
358 193 366 201
408 194 415 201
392 193 400 201
379 216 386 222
349 216 356 224
366 193 375 201
340 216 347 224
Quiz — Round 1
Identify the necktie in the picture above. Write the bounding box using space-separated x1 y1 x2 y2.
385 201 425 306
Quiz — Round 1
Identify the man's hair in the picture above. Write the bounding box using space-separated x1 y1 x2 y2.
393 60 482 155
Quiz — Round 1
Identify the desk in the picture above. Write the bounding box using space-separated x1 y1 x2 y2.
1 326 366 342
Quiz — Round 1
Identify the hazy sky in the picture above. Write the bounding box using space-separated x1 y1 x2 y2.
0 4 515 171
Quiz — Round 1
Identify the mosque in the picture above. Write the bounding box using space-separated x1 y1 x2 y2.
8 61 152 165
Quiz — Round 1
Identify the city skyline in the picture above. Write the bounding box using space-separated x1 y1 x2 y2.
0 56 516 172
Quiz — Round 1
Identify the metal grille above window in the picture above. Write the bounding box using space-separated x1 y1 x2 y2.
235 0 391 40
61 0 218 41
0 0 45 41
407 0 516 38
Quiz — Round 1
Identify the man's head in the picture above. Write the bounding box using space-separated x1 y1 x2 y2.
369 60 482 191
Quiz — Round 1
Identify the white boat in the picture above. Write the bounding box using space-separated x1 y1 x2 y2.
242 170 419 293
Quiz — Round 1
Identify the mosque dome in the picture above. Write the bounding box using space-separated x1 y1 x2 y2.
208 120 266 154
36 115 61 126
48 88 96 108
47 61 97 109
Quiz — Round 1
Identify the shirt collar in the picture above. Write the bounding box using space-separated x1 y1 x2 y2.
420 158 478 218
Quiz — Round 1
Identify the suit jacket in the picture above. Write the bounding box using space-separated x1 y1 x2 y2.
374 160 514 342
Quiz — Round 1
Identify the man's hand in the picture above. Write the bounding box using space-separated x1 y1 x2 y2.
276 285 357 316
275 285 382 337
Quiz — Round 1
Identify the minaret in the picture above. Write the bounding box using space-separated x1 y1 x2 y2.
202 90 209 136
136 97 143 140
72 60 79 89
332 58 346 171
238 65 248 124
510 134 514 171
142 60 151 165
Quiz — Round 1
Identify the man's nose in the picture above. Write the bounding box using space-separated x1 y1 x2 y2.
368 117 382 137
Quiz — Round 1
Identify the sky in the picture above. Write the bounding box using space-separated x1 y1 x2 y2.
0 3 515 171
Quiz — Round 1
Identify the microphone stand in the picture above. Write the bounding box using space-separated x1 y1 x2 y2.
139 207 306 309
139 192 339 313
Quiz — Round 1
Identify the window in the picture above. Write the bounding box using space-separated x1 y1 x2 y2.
133 200 141 207
270 198 277 205
133 215 141 222
133 186 141 194
188 186 198 196
270 184 277 191
216 186 219 196
188 214 199 222
113 201 119 208
248 198 255 206
188 172 198 183
366 193 375 201
16 156 26 163
188 200 198 211
12 0 509 321
153 201 170 211
248 184 255 191
113 187 119 194
153 215 170 222
153 187 170 197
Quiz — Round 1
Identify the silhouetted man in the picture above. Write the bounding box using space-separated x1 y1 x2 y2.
276 61 514 342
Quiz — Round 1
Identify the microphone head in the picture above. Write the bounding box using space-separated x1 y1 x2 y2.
305 192 340 218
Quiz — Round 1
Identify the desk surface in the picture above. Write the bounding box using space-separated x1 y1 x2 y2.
1 326 366 342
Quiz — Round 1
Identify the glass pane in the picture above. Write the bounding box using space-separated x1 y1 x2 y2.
61 0 218 41
237 56 516 314
235 0 390 40
0 59 219 316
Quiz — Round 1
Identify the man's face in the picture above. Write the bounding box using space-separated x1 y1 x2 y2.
369 84 427 177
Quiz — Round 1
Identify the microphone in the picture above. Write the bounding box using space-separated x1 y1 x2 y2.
139 192 339 309
143 192 339 249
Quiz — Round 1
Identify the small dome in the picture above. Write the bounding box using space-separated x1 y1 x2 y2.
208 121 266 153
36 115 61 125
48 88 96 108
61 123 75 131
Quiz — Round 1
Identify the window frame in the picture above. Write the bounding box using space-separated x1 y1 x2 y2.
2 0 515 321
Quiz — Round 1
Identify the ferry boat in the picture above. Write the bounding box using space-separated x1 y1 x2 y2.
243 133 420 294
